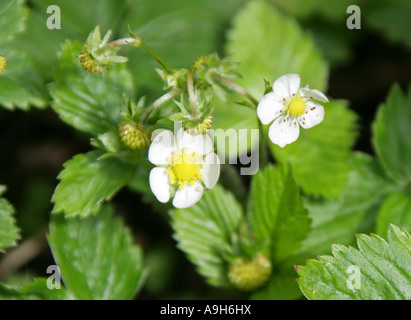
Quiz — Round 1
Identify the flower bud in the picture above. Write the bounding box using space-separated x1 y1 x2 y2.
78 26 129 73
228 253 272 292
174 88 214 135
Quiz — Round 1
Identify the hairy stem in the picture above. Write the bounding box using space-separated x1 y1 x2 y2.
186 71 199 118
139 41 174 74
209 70 258 109
102 37 141 50
140 89 182 124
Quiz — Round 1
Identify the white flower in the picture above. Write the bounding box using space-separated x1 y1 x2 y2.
257 73 329 148
148 129 220 209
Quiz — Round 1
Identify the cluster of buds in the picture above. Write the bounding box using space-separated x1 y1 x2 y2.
172 88 214 135
157 68 188 91
154 53 243 136
228 253 272 292
193 53 240 88
78 27 253 141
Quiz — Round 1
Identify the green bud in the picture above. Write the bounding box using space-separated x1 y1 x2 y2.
119 121 151 150
194 53 240 84
78 26 129 73
158 69 187 90
228 253 272 292
174 88 214 135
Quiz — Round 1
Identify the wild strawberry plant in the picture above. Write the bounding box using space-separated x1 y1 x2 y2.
0 0 410 300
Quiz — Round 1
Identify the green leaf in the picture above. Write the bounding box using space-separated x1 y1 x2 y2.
0 186 20 251
171 184 243 287
52 151 135 218
247 164 311 300
271 99 358 198
366 0 411 48
49 40 134 135
48 205 145 300
0 0 27 43
227 1 328 97
0 48 48 110
296 152 397 258
271 0 356 22
0 283 36 300
297 224 411 300
212 97 260 160
248 164 311 263
0 278 69 300
251 265 302 300
0 1 49 111
372 85 411 187
21 278 70 300
376 192 411 239
122 0 247 96
270 0 358 66
9 0 130 79
214 0 328 158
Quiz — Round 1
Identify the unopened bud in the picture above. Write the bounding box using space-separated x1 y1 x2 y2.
119 121 151 150
228 253 272 292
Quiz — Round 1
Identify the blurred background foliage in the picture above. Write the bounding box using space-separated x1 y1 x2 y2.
0 0 411 299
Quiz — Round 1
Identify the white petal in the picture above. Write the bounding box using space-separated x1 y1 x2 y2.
176 128 213 156
201 153 220 189
148 130 175 165
299 101 325 129
172 182 204 209
257 92 285 125
149 167 171 203
272 73 301 98
299 87 329 103
268 116 300 148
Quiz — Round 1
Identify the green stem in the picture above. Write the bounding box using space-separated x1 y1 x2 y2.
102 37 141 50
100 37 173 74
140 41 174 74
186 71 199 118
140 89 181 124
209 70 258 109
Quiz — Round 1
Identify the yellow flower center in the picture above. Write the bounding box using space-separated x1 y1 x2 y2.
167 148 203 189
287 96 306 117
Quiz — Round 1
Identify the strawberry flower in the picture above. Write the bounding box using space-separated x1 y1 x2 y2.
148 129 220 208
257 73 329 148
